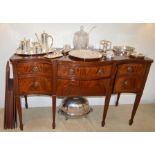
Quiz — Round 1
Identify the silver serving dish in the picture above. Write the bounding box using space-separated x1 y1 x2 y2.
113 46 135 56
69 50 102 60
58 97 92 119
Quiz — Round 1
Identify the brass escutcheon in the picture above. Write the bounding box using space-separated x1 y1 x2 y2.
127 66 133 72
68 69 75 75
32 66 39 72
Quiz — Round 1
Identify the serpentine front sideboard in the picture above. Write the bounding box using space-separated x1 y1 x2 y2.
4 53 153 130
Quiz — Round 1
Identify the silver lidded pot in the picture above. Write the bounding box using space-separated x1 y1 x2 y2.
58 97 92 119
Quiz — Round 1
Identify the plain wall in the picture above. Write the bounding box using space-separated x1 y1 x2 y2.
0 23 155 108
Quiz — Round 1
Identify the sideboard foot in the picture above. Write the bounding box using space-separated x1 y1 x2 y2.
52 123 56 129
101 121 105 127
102 93 111 128
52 95 56 129
129 93 142 126
24 96 28 109
129 119 133 126
20 124 23 130
115 93 120 107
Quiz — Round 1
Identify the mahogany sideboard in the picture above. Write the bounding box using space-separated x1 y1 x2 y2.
5 53 153 130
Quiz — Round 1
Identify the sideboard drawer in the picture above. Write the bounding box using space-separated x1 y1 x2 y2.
57 64 112 79
117 63 145 76
16 62 52 75
82 65 112 78
18 77 53 94
114 76 142 93
56 79 110 96
57 66 81 78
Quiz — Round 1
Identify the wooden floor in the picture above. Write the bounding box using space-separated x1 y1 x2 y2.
1 104 155 131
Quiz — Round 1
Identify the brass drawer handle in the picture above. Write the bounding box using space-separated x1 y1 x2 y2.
33 81 39 87
124 80 128 86
32 66 39 72
68 69 75 75
98 69 104 75
127 66 133 72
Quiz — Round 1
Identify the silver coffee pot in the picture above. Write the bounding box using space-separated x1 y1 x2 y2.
35 31 53 52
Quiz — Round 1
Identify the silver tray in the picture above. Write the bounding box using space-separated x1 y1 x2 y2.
69 50 102 60
15 48 56 56
44 52 63 59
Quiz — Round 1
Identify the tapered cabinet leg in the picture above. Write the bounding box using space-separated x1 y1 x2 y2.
129 93 142 126
52 95 56 129
24 96 28 109
16 96 23 130
102 93 111 127
115 93 120 107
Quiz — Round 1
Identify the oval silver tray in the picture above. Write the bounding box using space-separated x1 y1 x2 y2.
15 49 56 56
15 52 49 56
69 50 103 60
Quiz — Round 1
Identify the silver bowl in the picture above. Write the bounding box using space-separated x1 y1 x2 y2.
58 97 92 119
113 46 135 56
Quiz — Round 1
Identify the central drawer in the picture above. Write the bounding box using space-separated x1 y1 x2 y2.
16 62 52 76
56 79 110 96
57 64 112 79
18 77 53 95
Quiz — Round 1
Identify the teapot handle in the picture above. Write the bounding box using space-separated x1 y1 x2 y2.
48 35 53 48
